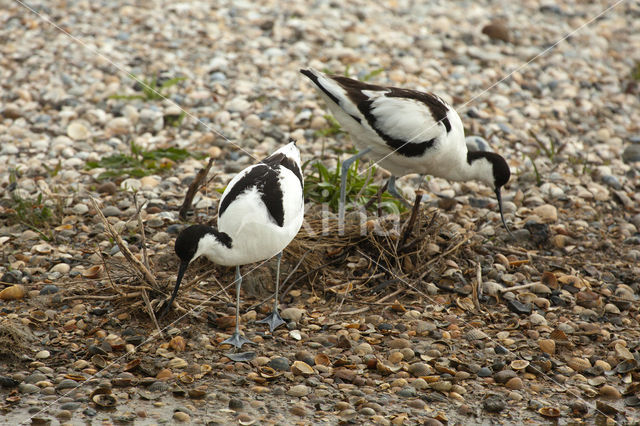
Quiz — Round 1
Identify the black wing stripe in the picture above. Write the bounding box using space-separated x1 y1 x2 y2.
219 165 285 227
262 152 303 189
359 99 434 157
386 88 452 133
329 77 451 156
300 69 342 107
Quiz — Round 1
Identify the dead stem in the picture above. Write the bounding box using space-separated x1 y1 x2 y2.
90 197 158 288
179 157 215 220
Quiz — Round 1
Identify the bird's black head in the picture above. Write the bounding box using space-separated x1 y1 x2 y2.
467 152 513 237
174 224 212 264
488 153 511 190
160 224 222 319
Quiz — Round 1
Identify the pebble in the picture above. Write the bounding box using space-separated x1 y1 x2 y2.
622 145 640 163
35 350 50 359
531 204 558 223
539 339 555 355
483 395 506 412
599 385 621 400
67 121 90 140
102 206 122 217
268 357 290 371
494 370 516 384
482 21 511 42
280 308 305 322
287 385 309 397
173 412 191 422
505 377 524 390
19 384 40 394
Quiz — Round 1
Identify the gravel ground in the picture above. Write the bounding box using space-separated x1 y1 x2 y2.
1 0 640 424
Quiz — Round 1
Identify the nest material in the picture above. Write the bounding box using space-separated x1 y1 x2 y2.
285 205 473 303
0 319 36 363
83 189 476 324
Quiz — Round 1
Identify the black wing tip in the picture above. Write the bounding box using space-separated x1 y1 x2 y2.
289 137 297 146
299 68 314 78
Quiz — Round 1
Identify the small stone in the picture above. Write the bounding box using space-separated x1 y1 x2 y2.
97 182 118 195
397 386 417 398
286 384 309 397
539 339 555 355
290 405 307 416
407 399 426 410
35 350 50 359
56 410 72 420
354 342 373 355
40 285 59 295
482 21 511 42
599 385 621 400
622 144 640 163
359 407 377 416
229 398 244 410
72 203 89 215
532 204 557 223
19 383 40 394
67 121 90 140
494 370 517 384
50 263 70 274
505 377 524 390
477 367 492 377
280 308 305 322
244 114 262 128
529 313 547 326
568 357 591 372
102 206 121 217
389 338 411 349
268 357 290 371
226 97 251 113
483 395 506 412
173 411 191 422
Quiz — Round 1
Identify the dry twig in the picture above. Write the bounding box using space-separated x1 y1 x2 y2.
90 197 158 288
179 157 215 220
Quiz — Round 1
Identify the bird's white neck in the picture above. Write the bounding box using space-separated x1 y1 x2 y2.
192 228 237 266
439 151 495 188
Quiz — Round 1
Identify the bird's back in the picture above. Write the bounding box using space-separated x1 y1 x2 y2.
300 68 469 178
216 144 304 265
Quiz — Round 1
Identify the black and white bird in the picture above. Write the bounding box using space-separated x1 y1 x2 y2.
300 68 513 236
160 140 304 349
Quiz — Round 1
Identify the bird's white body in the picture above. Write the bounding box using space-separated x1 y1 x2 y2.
163 141 305 343
301 68 494 187
300 68 513 236
194 142 304 267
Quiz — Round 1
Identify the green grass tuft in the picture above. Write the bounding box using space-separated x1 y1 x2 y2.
303 159 406 214
110 74 186 102
86 141 204 180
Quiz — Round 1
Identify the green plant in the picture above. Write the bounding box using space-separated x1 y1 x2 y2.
314 114 344 138
527 155 543 187
303 159 405 214
86 141 203 180
6 172 59 240
164 111 186 128
362 68 384 82
110 74 186 102
632 62 640 81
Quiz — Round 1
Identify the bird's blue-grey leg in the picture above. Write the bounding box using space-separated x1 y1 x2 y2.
386 176 412 208
256 252 285 332
339 147 372 233
221 266 254 349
